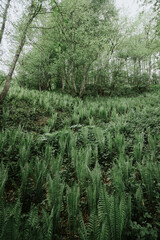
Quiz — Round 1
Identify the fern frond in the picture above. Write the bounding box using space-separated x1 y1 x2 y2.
79 212 88 240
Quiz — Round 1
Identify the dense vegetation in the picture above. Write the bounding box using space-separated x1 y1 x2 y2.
0 85 160 239
1 0 160 239
8 0 160 96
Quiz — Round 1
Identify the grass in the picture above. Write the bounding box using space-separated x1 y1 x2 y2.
0 84 160 239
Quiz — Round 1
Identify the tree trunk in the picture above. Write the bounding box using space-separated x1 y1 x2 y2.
147 57 152 90
38 65 42 91
80 74 86 97
62 74 65 91
125 59 128 83
0 3 42 104
70 62 77 95
139 59 141 75
0 0 11 44
72 77 77 95
133 58 137 86
63 64 71 91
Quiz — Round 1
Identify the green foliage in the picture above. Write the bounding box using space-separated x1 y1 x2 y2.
2 0 160 238
17 0 118 95
0 72 6 85
66 183 80 233
0 85 160 239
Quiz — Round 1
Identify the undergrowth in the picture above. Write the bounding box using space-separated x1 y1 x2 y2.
0 85 160 239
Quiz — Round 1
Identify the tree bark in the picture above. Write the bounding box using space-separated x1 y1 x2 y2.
0 3 42 104
80 74 86 97
147 57 152 90
133 58 136 86
70 62 77 95
0 0 11 44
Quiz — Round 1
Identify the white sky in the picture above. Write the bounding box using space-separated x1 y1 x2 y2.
115 0 141 18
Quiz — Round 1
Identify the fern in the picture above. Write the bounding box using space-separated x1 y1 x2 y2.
94 127 105 153
0 200 21 240
47 173 65 231
42 208 54 240
0 199 4 239
66 184 80 234
79 211 100 240
98 185 111 240
148 133 156 154
20 162 30 196
106 132 113 155
87 211 100 240
113 133 125 154
0 163 8 197
33 158 47 201
111 164 125 194
154 162 160 184
133 133 144 162
135 184 144 211
138 162 154 200
79 212 88 240
98 186 128 240
87 162 102 211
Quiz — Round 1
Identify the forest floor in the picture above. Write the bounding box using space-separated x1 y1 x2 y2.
0 85 160 240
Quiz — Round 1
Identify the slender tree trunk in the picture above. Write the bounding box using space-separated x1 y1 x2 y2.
47 79 51 90
70 62 77 95
38 65 42 91
63 64 71 91
80 74 86 97
72 77 77 95
125 59 129 83
147 57 152 90
133 58 136 86
62 74 65 91
0 3 42 104
39 82 42 91
21 59 25 87
80 60 96 96
139 59 141 75
0 0 11 44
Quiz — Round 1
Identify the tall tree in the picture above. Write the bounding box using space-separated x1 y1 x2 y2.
16 0 117 95
0 0 11 44
49 0 117 96
0 0 43 104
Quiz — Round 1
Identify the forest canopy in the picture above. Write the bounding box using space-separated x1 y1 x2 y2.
1 0 160 98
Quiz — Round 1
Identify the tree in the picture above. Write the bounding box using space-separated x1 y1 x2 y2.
0 0 43 104
16 0 117 96
117 13 159 89
49 0 117 96
0 0 11 44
